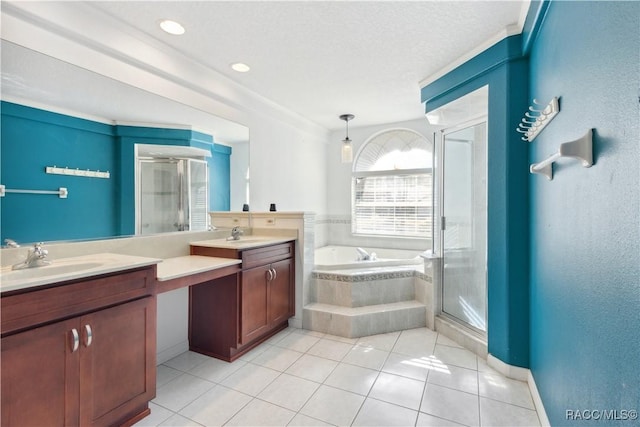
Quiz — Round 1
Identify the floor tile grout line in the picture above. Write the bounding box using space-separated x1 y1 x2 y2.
152 328 539 427
477 368 483 427
479 395 539 412
348 329 407 425
255 341 350 425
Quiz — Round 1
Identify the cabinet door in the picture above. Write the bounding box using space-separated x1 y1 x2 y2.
79 297 156 427
1 318 80 426
240 266 270 344
268 258 294 326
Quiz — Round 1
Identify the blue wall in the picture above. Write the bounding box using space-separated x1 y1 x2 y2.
422 36 531 367
528 1 639 425
1 102 118 243
1 102 231 242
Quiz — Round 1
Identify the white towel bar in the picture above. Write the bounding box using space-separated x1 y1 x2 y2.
0 185 68 198
530 129 593 180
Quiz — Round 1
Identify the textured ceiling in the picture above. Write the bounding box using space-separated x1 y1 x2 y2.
86 1 528 130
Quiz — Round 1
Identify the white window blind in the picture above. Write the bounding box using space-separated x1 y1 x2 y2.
352 130 433 238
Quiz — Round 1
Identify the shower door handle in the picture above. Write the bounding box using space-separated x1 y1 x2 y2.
441 216 447 231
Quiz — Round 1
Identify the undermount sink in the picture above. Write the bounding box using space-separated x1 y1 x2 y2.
11 262 102 277
190 236 294 250
0 252 161 293
2 262 104 283
226 238 269 244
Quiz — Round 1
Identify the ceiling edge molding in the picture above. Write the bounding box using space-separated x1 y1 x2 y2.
1 2 331 140
418 0 530 90
419 23 522 89
1 95 115 125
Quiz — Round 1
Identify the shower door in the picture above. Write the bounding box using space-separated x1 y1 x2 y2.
440 121 487 333
137 158 208 235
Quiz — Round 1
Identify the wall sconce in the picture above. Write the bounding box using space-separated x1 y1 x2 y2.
339 114 355 163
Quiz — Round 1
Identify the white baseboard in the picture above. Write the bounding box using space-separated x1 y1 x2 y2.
157 340 189 365
487 354 550 426
487 354 529 381
527 370 551 427
289 316 302 329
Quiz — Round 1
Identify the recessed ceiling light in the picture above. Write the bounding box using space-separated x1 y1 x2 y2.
159 19 185 35
231 63 251 73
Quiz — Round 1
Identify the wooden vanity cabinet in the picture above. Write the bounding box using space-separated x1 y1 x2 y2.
1 266 157 427
190 241 295 361
240 257 293 344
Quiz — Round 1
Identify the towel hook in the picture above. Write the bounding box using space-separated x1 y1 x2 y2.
518 97 559 142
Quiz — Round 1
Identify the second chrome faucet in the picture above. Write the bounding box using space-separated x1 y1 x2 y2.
12 242 50 270
228 226 244 241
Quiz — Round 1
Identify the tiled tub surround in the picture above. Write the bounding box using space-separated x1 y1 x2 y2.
304 261 436 338
135 326 541 427
314 245 423 270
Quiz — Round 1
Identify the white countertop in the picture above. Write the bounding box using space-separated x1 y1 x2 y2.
190 236 295 250
0 253 161 293
156 256 242 281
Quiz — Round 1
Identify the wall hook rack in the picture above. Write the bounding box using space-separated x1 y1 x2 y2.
0 184 68 198
517 97 559 142
530 129 593 180
45 166 110 179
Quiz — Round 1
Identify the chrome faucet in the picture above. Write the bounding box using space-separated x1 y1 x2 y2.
12 242 50 270
356 247 371 261
228 226 244 241
4 239 20 248
356 247 377 261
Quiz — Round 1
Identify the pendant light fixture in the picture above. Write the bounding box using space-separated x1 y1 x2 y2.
339 114 355 163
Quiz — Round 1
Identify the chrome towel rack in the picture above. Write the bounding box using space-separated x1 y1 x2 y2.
530 129 593 180
0 185 68 198
517 97 559 142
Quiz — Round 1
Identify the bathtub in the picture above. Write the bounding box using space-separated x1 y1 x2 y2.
314 245 423 270
307 245 430 337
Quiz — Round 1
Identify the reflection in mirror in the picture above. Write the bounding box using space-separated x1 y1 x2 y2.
136 144 210 235
0 41 249 245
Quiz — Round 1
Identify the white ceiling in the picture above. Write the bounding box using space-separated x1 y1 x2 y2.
84 0 528 130
85 1 529 129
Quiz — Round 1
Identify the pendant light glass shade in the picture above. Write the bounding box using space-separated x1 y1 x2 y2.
339 114 355 163
341 138 353 163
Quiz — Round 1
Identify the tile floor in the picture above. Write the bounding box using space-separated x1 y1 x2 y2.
135 327 541 427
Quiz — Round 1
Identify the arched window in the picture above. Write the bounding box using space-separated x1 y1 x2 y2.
352 129 433 238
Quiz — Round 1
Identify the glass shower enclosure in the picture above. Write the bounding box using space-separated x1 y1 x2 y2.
436 120 488 334
136 146 209 235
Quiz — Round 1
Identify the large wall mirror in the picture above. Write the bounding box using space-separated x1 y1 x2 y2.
0 40 249 245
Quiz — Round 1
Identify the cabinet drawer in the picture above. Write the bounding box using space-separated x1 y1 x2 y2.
1 267 156 336
242 242 294 270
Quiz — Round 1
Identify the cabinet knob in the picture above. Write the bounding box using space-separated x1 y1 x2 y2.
84 324 93 347
70 328 79 353
266 269 274 281
271 268 277 280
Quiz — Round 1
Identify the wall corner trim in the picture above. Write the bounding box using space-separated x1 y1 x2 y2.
420 34 524 110
487 354 550 426
521 0 552 55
